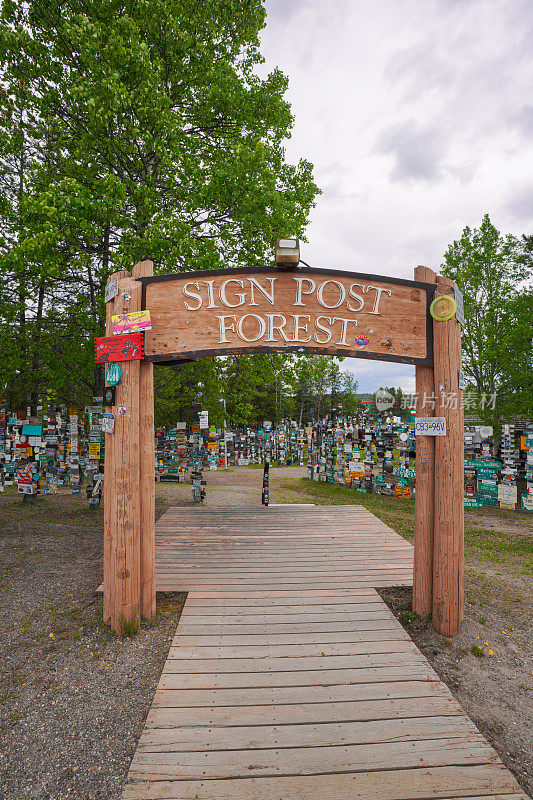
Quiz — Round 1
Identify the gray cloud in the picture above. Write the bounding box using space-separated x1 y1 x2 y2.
508 105 533 137
505 183 533 221
265 0 310 22
384 40 452 100
376 121 447 183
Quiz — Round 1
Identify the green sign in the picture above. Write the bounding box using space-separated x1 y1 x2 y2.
464 498 482 507
106 363 122 386
464 459 502 469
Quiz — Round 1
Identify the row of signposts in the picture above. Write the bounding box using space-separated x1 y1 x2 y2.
2 403 529 516
0 406 105 502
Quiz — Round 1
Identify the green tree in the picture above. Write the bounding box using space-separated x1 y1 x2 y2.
0 0 319 410
441 214 531 426
339 371 359 417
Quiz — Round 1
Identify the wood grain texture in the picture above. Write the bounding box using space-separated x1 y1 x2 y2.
413 265 436 617
143 268 433 364
103 270 143 632
122 764 522 799
132 260 156 620
151 506 414 593
433 275 465 636
120 506 521 800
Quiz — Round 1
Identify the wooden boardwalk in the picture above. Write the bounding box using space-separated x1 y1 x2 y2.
122 506 525 800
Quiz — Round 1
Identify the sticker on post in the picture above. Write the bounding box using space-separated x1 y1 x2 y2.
430 295 457 322
117 406 127 415
105 363 121 385
111 310 151 335
94 334 144 363
414 417 447 436
454 284 465 326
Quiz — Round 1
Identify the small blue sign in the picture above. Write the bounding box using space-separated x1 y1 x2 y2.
106 363 121 386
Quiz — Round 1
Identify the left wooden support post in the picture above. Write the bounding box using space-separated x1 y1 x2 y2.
103 261 156 633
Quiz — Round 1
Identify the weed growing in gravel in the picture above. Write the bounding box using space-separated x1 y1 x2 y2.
118 613 140 637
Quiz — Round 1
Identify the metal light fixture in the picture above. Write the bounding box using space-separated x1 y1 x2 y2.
275 238 300 269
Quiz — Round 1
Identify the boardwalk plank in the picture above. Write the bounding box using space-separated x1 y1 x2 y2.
136 715 479 752
121 506 523 800
122 764 522 800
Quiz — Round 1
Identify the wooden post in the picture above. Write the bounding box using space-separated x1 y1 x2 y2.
103 270 143 633
413 266 436 618
103 269 130 626
432 275 464 636
132 260 156 620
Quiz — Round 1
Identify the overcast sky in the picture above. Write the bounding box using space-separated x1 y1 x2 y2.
260 0 533 393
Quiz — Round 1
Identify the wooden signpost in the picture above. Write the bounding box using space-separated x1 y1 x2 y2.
102 261 464 638
139 267 434 364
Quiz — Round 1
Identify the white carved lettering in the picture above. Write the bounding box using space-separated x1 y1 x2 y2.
183 282 202 311
365 285 391 315
205 279 219 309
216 314 237 343
293 277 316 306
266 314 290 342
248 277 276 306
291 314 311 342
316 280 345 309
347 283 365 312
237 314 266 342
332 317 357 346
313 316 333 343
219 279 246 308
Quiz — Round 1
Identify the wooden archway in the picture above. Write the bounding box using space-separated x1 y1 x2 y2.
102 260 463 636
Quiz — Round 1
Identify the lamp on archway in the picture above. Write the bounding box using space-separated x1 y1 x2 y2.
275 238 300 269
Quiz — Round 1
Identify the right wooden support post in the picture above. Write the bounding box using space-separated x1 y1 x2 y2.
432 275 464 636
413 265 436 618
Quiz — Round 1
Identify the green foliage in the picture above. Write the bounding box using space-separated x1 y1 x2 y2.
0 0 319 410
118 612 140 637
441 214 532 427
153 354 357 429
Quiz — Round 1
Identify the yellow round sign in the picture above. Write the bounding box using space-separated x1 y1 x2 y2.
430 295 457 321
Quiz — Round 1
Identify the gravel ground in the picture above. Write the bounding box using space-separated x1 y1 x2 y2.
0 490 186 800
155 464 309 506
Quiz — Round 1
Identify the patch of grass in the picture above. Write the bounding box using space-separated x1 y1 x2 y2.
465 568 530 612
286 478 416 541
118 613 140 637
471 644 485 657
398 609 418 625
464 526 533 576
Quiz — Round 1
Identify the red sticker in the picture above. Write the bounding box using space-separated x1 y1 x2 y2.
94 333 144 363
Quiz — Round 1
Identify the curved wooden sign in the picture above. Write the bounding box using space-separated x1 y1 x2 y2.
138 266 435 365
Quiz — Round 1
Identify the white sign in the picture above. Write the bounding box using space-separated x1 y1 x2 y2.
479 426 493 439
199 411 209 429
101 413 115 434
105 277 119 303
454 284 465 326
498 484 517 503
415 417 447 436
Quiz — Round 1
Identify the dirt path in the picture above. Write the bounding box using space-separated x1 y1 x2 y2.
156 465 309 506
